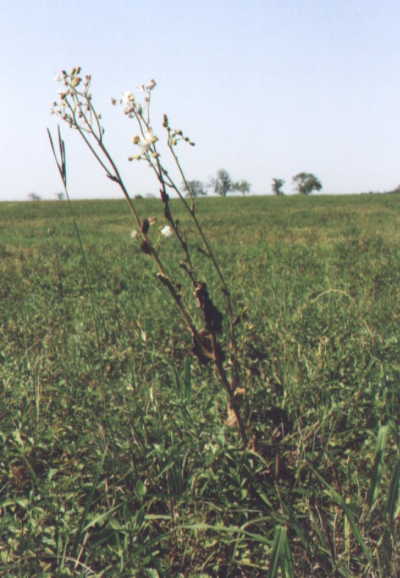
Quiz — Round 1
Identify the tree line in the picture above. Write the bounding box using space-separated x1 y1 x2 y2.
184 169 322 198
29 171 322 201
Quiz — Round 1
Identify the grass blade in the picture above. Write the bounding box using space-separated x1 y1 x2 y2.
386 457 400 523
267 525 294 578
367 423 390 510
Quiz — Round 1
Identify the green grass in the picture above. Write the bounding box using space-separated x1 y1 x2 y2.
1 193 399 576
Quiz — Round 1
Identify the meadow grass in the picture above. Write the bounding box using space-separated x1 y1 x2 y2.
0 193 399 576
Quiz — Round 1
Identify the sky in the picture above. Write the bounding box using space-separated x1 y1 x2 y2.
1 0 400 200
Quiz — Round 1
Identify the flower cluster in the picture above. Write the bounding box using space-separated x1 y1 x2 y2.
168 130 195 148
112 80 156 115
111 80 162 161
51 67 95 130
163 115 195 148
129 128 159 160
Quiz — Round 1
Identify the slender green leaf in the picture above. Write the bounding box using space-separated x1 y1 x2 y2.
367 423 390 509
267 525 293 578
386 458 400 523
82 504 121 532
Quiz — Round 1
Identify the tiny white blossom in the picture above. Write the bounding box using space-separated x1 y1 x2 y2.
160 225 173 238
122 91 136 115
140 128 158 152
130 229 139 239
122 91 135 105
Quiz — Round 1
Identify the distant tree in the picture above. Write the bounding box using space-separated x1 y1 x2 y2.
183 179 207 198
55 191 65 201
232 180 251 195
272 178 285 195
28 192 41 201
293 172 322 195
211 169 233 197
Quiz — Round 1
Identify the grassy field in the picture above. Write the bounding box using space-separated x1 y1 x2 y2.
0 193 399 576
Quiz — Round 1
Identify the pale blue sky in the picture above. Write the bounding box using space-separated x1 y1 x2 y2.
1 0 399 199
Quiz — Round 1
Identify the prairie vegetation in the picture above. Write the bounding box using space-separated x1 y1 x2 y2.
0 193 399 576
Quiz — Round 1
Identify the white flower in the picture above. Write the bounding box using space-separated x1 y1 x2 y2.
122 91 136 115
140 128 158 153
130 229 139 239
122 91 135 106
160 225 173 238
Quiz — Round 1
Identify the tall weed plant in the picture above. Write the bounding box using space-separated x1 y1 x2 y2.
50 67 249 445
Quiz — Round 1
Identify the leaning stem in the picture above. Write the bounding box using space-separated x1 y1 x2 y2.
211 334 248 447
167 141 241 384
167 142 231 296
